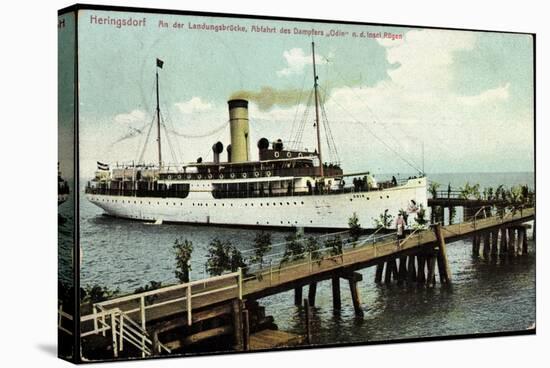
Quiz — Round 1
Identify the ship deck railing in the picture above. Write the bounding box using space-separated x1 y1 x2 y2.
84 181 413 199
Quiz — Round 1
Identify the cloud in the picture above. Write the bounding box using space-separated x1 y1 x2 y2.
114 109 146 124
457 83 510 106
381 29 476 93
174 97 213 114
276 48 330 77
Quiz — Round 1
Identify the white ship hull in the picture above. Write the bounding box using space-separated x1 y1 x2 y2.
86 177 427 229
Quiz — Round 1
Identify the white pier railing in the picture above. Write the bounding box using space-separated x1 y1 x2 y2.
77 270 243 357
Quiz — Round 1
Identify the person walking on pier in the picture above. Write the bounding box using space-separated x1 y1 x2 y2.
396 213 406 243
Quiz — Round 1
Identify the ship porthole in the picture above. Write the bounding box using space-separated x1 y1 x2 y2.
298 152 303 157
197 174 202 179
266 171 272 177
167 175 172 180
230 173 236 179
186 174 192 179
177 175 182 180
274 151 280 158
242 172 248 178
286 151 292 158
207 173 213 179
219 173 224 179
254 171 260 178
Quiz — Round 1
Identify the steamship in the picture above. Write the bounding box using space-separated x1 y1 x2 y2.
85 44 427 229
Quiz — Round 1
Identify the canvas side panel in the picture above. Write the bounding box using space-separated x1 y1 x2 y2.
58 10 77 363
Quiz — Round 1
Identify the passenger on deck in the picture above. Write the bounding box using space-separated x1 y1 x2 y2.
367 175 377 190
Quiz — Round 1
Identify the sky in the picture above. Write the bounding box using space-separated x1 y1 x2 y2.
68 9 535 179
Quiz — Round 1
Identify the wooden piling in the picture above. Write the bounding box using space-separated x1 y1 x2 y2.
482 232 490 258
439 206 445 224
426 255 436 288
294 287 302 306
407 256 417 283
397 256 407 284
390 258 399 280
308 283 317 307
521 227 529 255
417 255 426 285
243 309 250 351
374 263 384 284
509 228 517 256
434 224 451 284
472 235 480 257
384 259 397 284
348 278 364 317
331 276 341 311
232 299 244 351
500 227 508 256
491 229 499 256
516 228 524 256
304 298 311 345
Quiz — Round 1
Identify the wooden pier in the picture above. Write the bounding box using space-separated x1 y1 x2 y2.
66 206 534 359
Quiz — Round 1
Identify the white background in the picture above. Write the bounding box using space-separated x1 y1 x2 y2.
0 0 547 366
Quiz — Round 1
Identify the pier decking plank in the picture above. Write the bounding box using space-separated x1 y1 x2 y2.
249 329 303 350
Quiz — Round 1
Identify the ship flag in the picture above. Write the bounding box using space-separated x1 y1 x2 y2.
156 58 164 69
97 161 109 171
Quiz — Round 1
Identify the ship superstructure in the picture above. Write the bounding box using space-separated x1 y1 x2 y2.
85 43 427 229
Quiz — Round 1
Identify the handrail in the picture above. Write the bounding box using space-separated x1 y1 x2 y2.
97 271 240 307
243 232 396 274
58 305 73 336
81 306 171 357
90 269 242 348
242 232 402 283
239 230 351 256
472 206 487 229
399 228 421 247
242 206 535 285
243 231 398 282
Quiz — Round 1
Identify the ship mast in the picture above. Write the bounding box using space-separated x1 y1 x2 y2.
311 42 323 177
156 59 163 169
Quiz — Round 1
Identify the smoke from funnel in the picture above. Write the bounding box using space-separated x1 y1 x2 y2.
230 86 312 111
